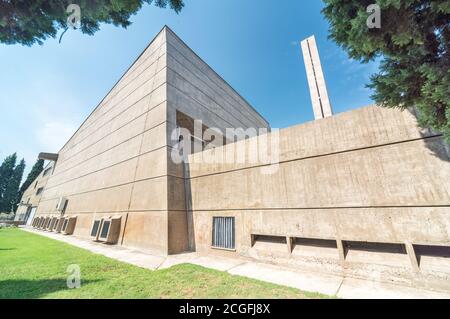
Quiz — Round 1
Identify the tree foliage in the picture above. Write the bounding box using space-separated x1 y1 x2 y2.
0 0 184 46
322 0 450 142
0 154 26 213
18 159 44 203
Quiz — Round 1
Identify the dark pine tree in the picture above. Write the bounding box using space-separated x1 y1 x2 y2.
0 153 17 212
18 159 44 203
322 0 450 142
9 158 26 212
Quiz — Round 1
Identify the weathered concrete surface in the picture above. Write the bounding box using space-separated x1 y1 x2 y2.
187 105 450 291
15 161 54 223
26 26 268 256
21 228 450 299
20 26 450 293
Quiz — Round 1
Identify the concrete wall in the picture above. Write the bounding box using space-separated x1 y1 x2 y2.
16 162 54 221
187 105 450 290
34 27 170 255
163 27 270 253
30 26 269 255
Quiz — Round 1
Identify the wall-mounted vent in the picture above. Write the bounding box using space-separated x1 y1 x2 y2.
90 219 103 241
98 216 122 244
212 217 235 250
343 241 410 267
39 217 46 229
61 216 77 235
45 217 52 230
48 217 58 231
413 244 450 272
292 237 339 259
54 217 65 233
62 218 68 231
251 234 288 255
100 220 110 239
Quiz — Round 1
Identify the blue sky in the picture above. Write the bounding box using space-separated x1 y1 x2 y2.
0 0 379 177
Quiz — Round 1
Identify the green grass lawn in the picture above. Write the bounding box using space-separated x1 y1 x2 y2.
0 228 329 299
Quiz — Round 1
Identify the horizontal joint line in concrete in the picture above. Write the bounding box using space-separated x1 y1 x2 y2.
189 205 450 212
52 104 167 178
44 144 170 192
37 209 178 215
167 64 252 129
188 135 443 180
59 69 167 157
168 82 246 130
166 49 267 127
69 42 165 139
166 29 268 126
57 34 167 153
100 41 167 105
39 173 184 203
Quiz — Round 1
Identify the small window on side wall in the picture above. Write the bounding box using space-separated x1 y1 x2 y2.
212 216 235 250
36 187 44 196
43 167 53 176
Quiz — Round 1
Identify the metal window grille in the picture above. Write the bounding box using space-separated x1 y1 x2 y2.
91 220 101 237
100 220 111 239
212 217 235 249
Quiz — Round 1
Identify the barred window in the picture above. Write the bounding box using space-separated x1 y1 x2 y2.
212 217 235 250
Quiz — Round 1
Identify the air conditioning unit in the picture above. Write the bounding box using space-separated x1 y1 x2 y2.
98 216 122 244
90 219 103 241
48 216 58 231
44 217 52 230
54 216 65 233
61 216 77 235
38 217 46 229
39 217 47 230
56 197 68 212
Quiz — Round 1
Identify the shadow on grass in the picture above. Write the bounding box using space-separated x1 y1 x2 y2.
0 279 101 299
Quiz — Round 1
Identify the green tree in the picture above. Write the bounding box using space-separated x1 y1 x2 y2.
0 153 18 212
9 159 26 213
0 0 184 46
322 0 450 142
18 159 44 203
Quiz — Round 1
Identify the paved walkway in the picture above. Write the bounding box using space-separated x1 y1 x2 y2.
21 227 450 299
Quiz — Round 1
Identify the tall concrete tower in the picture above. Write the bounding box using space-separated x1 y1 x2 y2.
300 35 333 120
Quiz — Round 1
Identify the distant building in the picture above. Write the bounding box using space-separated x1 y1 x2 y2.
20 26 450 292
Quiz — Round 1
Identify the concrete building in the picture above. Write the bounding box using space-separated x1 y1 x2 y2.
16 161 54 225
20 26 450 292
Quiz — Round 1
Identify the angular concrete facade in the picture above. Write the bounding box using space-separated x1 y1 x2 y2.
23 26 450 291
188 106 450 291
28 26 268 255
